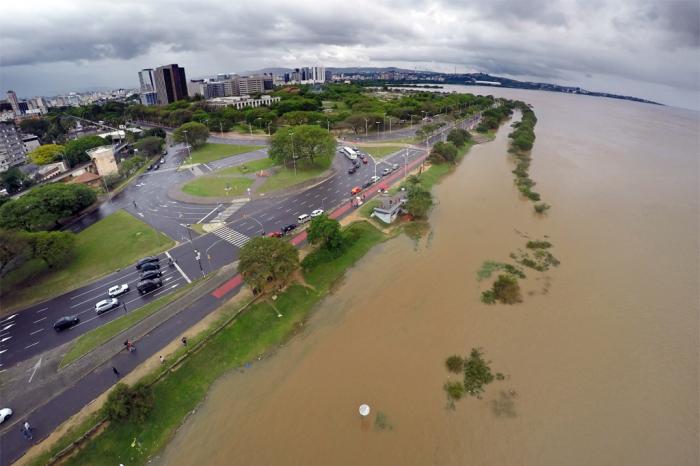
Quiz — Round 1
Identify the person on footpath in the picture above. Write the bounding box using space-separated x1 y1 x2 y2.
181 336 188 347
112 366 120 377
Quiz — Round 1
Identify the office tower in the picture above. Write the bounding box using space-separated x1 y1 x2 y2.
153 64 188 105
6 91 21 115
0 123 27 171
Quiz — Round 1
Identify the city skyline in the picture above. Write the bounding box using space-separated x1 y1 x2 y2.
1 0 699 110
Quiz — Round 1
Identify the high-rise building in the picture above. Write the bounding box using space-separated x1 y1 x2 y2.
153 64 188 105
0 123 27 171
138 69 156 92
6 91 21 116
312 66 326 83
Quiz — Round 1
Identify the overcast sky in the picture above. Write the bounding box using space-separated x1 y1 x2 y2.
1 0 699 109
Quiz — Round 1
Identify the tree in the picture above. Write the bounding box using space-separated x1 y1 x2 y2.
405 184 433 218
63 135 107 166
446 128 471 148
143 127 166 139
0 167 29 194
445 355 464 373
490 274 522 304
268 124 335 169
103 382 154 423
0 229 29 274
462 348 496 397
26 230 76 268
306 214 343 251
173 122 209 149
134 136 164 157
118 155 146 178
429 141 458 164
19 119 50 143
238 236 299 293
28 144 65 165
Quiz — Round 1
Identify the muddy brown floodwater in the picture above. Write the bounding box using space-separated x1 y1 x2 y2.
158 88 699 466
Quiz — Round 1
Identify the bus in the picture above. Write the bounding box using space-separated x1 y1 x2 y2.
342 146 357 160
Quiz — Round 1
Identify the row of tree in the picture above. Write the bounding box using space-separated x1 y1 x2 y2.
0 228 76 275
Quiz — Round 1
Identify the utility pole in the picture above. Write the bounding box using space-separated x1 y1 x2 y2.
183 130 191 163
219 121 223 137
289 130 297 176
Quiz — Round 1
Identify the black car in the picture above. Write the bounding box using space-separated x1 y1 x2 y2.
137 278 163 295
353 160 361 168
140 262 161 272
140 269 162 280
281 224 297 235
348 166 357 175
136 256 159 270
362 180 373 189
53 315 80 332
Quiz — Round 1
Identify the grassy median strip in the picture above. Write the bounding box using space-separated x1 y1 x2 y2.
187 143 263 164
357 145 405 158
0 210 174 313
59 281 199 369
257 166 326 193
181 175 253 197
217 157 276 175
58 221 385 466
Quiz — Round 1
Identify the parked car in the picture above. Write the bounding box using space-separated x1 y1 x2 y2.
136 256 159 270
95 298 119 315
311 209 324 217
153 164 160 170
161 149 168 155
370 175 381 183
267 231 283 238
353 160 361 168
362 180 373 189
108 284 129 297
348 166 357 175
53 315 80 332
140 262 161 272
362 158 368 164
160 157 165 164
392 163 399 171
137 278 163 295
297 213 311 224
281 224 297 235
0 408 12 425
140 269 162 281
351 186 362 195
382 168 391 176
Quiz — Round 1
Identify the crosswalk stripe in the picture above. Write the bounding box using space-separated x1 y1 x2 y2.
212 226 250 248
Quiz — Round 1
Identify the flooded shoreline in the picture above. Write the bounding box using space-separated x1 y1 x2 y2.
157 88 698 466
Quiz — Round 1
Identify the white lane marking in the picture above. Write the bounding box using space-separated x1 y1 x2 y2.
138 212 145 217
197 204 222 224
0 349 6 355
35 308 48 314
166 251 191 284
33 317 47 324
1 336 11 342
28 356 42 383
0 314 17 323
153 283 179 298
29 328 44 336
2 323 15 331
24 342 39 349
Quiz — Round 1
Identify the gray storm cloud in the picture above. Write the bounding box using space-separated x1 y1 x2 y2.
1 0 698 108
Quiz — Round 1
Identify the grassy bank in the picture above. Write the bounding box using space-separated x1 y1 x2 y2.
186 143 263 164
357 145 404 158
217 158 276 175
52 222 385 466
257 166 327 193
181 175 253 197
1 211 173 314
60 281 200 368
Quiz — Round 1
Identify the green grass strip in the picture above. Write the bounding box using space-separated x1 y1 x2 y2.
357 145 405 159
181 175 253 197
257 166 327 193
186 143 263 164
60 281 199 368
59 221 385 466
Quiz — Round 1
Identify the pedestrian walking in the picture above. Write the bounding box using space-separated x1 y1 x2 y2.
181 336 188 347
21 427 29 440
159 355 164 364
24 421 30 432
112 366 120 377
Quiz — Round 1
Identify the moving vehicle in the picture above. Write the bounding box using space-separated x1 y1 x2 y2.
136 256 159 270
348 166 357 175
392 163 399 171
53 315 80 332
140 262 161 272
140 269 162 281
95 298 119 315
297 214 311 224
0 408 12 425
370 175 381 184
311 209 324 217
137 278 163 295
351 186 362 195
362 158 368 164
108 284 129 297
382 168 391 176
342 146 358 160
281 224 297 235
267 231 282 238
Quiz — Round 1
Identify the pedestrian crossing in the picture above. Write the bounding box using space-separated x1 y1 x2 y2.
213 201 246 223
211 226 251 248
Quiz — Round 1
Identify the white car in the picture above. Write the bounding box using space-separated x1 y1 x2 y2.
311 209 324 217
108 284 129 297
0 408 12 424
95 298 119 315
370 175 381 184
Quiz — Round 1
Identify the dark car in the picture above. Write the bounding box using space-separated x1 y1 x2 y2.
362 158 368 165
353 160 361 168
362 180 373 189
136 256 159 270
53 315 80 332
137 278 163 295
348 166 357 175
140 269 162 280
281 224 297 235
267 231 283 238
140 262 161 272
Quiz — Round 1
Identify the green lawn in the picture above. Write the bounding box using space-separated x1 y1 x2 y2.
182 175 253 198
217 158 276 175
357 145 405 158
257 166 327 193
58 221 386 466
1 211 173 313
60 280 199 368
187 143 263 164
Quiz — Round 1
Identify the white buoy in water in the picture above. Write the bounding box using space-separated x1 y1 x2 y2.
359 404 371 417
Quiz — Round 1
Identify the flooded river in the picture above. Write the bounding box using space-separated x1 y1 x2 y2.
158 88 699 466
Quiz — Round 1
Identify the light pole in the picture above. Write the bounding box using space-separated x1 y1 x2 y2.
219 121 224 137
363 117 369 137
375 121 380 138
182 130 191 163
403 148 408 179
185 224 204 277
288 130 297 176
267 121 272 136
409 114 415 128
243 214 264 235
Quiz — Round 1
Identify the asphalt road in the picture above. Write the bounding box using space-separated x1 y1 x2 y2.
0 115 478 370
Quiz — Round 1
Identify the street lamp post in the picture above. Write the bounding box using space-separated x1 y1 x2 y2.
267 122 272 136
363 117 369 137
219 121 224 137
289 130 297 176
409 114 415 128
185 224 204 277
182 130 191 163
